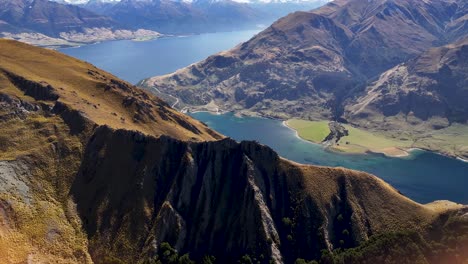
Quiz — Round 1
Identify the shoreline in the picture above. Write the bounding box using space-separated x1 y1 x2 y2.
160 100 468 163
282 119 467 162
282 120 415 159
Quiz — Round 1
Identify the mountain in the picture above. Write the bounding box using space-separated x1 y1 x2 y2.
345 37 468 128
1 39 466 263
89 0 258 34
144 0 468 121
81 0 328 34
0 0 160 47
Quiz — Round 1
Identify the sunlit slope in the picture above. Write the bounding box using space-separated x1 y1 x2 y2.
0 39 221 142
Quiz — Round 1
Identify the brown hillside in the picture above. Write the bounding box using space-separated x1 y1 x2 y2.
145 0 468 122
0 39 221 141
0 40 464 263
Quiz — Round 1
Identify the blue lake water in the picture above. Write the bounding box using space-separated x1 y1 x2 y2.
59 31 468 204
60 30 261 84
191 112 468 204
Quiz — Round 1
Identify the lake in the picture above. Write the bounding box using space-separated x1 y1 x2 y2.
191 112 468 204
59 31 468 204
60 30 261 84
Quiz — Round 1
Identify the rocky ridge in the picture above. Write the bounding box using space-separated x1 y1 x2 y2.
0 39 466 263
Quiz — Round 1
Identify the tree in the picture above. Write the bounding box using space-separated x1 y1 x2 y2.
178 254 194 264
238 255 253 264
202 255 216 264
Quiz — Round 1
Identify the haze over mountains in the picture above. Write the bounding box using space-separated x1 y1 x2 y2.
0 38 467 264
0 0 161 47
147 0 467 121
0 0 328 46
80 0 328 33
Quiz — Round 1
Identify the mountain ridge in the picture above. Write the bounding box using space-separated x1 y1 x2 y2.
144 0 468 159
0 39 466 263
146 0 467 118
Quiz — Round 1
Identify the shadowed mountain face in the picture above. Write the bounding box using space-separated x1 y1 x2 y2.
0 40 466 263
0 0 115 36
346 37 468 129
146 0 468 122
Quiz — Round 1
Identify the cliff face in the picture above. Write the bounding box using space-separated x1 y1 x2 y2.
72 126 434 263
0 40 465 263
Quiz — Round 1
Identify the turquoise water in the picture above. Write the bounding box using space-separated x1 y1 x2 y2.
58 31 468 204
59 30 261 84
191 112 468 204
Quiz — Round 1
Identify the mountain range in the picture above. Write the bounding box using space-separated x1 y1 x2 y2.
0 38 467 264
144 0 468 158
0 0 329 46
81 0 328 34
0 0 161 47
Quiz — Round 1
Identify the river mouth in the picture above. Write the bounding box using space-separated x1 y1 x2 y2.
190 112 468 205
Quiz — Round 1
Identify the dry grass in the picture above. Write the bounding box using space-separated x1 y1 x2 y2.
0 106 91 263
280 159 440 234
0 39 222 263
0 39 221 142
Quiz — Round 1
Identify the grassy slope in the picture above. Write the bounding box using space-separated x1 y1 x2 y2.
0 40 464 263
0 39 221 263
0 39 221 142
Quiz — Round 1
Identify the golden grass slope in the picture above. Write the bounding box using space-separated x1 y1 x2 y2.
0 39 222 142
0 39 220 263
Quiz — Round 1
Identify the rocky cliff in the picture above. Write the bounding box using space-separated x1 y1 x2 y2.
0 40 466 263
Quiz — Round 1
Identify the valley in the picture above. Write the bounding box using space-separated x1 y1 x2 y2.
144 0 468 161
59 29 468 205
0 0 467 262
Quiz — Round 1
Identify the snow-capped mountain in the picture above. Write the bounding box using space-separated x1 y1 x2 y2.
53 0 327 4
56 0 119 4
47 0 328 34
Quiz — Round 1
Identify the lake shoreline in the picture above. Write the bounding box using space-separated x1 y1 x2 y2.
189 108 466 162
190 110 468 204
282 120 422 159
283 119 468 162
